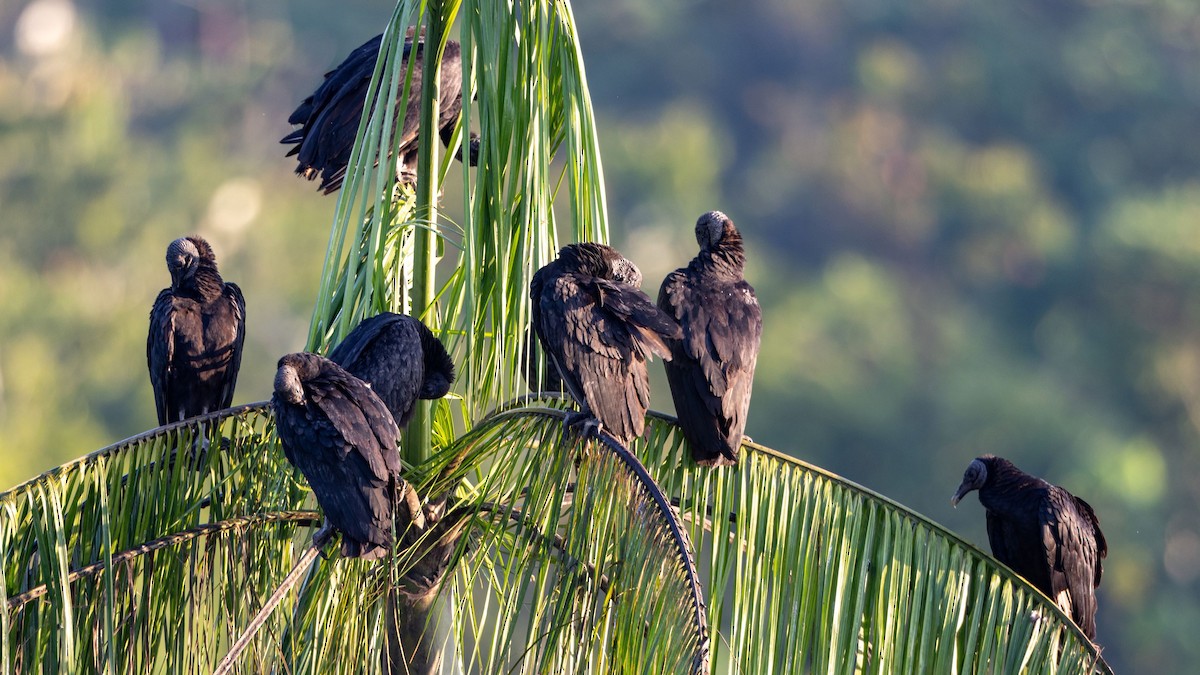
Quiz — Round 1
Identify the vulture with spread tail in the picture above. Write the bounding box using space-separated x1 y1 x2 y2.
529 243 681 445
282 32 478 194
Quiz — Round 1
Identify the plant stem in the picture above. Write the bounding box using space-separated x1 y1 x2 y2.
404 2 447 467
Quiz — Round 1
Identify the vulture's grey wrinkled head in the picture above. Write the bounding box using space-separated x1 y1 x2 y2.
166 237 202 288
695 211 731 251
273 354 310 405
611 256 643 287
951 457 989 506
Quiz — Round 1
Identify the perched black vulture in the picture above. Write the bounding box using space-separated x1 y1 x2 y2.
147 236 246 426
658 211 762 466
273 352 402 560
327 312 456 427
952 455 1108 640
282 32 478 194
530 243 681 445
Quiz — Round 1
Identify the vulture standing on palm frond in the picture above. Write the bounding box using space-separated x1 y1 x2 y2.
951 455 1108 640
282 32 478 194
530 243 681 445
658 211 762 466
147 236 246 426
273 352 403 560
328 312 456 427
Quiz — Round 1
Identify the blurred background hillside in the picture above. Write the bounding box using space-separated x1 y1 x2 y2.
2 0 1198 670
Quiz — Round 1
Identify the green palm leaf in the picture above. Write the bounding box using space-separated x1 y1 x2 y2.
633 413 1112 674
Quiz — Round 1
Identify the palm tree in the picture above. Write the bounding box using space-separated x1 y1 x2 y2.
0 1 1112 673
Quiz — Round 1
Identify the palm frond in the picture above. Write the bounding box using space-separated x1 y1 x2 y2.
424 407 708 673
630 413 1112 674
0 405 313 673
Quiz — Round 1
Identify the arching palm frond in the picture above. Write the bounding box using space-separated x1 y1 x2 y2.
0 405 313 673
630 413 1112 674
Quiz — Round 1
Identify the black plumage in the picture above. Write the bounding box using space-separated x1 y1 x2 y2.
273 352 402 560
282 32 477 194
658 211 762 466
952 455 1108 640
147 236 246 426
327 312 456 427
529 243 681 445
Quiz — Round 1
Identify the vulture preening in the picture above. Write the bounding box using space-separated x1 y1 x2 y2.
282 32 478 194
147 236 246 426
530 243 681 445
327 312 456 427
952 455 1108 640
273 352 402 560
658 211 762 466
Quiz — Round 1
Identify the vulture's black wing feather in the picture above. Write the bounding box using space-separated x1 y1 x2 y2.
534 267 677 445
328 312 455 427
1041 488 1106 639
147 288 177 425
659 270 761 464
284 35 470 194
217 282 247 410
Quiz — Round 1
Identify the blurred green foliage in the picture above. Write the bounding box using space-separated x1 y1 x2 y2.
1 0 1197 670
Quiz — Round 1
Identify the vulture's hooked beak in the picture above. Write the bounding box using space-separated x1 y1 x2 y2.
950 483 971 507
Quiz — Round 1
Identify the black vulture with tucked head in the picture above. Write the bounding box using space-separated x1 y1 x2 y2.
530 243 681 445
658 211 762 466
147 236 246 426
327 312 456 427
273 352 403 560
952 455 1108 640
282 32 479 194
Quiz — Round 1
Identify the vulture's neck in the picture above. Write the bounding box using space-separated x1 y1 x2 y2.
694 232 746 280
189 264 226 301
981 464 1051 505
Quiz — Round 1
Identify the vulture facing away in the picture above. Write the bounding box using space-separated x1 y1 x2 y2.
658 211 762 466
327 312 456 427
147 236 246 426
952 455 1108 640
273 352 402 560
530 243 681 445
282 32 478 194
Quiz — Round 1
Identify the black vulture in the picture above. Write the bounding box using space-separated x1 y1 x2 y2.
282 32 478 194
951 455 1108 640
658 211 762 466
529 243 681 445
273 352 402 560
327 312 456 427
147 236 246 426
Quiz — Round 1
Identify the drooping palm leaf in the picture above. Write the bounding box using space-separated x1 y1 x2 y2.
631 413 1112 674
0 405 313 673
